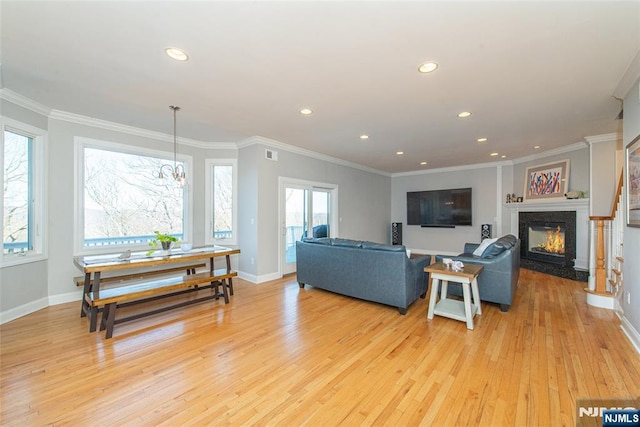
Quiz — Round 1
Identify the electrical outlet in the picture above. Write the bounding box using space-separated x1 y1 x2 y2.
627 291 631 305
251 257 255 265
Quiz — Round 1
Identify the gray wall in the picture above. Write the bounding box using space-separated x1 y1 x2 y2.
44 118 236 300
391 166 499 254
513 147 590 199
622 78 640 337
590 138 619 216
0 100 49 315
240 142 391 280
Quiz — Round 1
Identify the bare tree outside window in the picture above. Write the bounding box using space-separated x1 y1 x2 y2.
84 147 184 247
212 165 233 238
3 131 30 254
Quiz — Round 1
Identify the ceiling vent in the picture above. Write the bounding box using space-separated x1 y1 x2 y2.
265 149 278 161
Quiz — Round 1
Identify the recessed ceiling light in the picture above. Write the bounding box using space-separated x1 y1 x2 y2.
300 108 313 115
477 137 488 143
396 151 404 155
420 161 427 165
501 155 507 158
533 145 541 149
490 152 499 157
360 135 369 140
165 47 189 61
457 111 472 118
418 62 439 73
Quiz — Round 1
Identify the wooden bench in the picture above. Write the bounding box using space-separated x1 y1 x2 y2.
74 263 206 288
85 268 237 338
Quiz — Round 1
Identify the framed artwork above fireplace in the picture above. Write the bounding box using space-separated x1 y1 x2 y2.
626 134 640 227
523 159 570 202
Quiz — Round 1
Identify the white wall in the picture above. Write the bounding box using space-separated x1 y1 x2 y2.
391 165 499 254
622 77 640 343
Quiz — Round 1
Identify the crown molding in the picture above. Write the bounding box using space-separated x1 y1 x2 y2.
391 160 511 178
613 49 640 99
238 136 391 177
584 133 620 145
48 109 236 150
510 141 589 165
0 88 52 117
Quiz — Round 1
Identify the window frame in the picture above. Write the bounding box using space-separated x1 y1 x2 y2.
74 137 193 255
205 158 237 246
1 117 48 267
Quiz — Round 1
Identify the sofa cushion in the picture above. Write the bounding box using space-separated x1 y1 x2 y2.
473 237 498 257
331 238 363 248
301 237 332 245
481 234 518 258
361 241 406 252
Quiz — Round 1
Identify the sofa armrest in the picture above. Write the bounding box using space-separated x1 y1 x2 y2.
463 242 480 254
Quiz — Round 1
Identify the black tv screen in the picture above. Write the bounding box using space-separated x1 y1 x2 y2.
407 188 472 227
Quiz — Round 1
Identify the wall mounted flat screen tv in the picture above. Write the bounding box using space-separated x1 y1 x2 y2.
407 188 472 227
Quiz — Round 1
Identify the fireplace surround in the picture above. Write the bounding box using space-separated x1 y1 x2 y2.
506 199 589 282
518 211 583 280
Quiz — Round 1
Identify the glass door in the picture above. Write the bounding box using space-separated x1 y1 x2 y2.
283 187 308 274
281 181 336 275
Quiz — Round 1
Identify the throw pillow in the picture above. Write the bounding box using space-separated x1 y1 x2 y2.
473 237 498 257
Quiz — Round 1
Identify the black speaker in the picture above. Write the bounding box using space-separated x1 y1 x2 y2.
391 222 402 245
481 224 492 241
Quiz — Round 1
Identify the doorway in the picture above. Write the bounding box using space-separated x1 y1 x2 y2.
280 178 338 275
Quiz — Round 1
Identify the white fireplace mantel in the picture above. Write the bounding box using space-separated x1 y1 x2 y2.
505 198 590 271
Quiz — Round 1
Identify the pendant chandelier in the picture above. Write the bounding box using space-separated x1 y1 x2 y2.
158 105 186 187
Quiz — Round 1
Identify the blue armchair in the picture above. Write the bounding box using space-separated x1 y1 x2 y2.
435 234 520 312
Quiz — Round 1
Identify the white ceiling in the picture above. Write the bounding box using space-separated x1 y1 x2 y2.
2 1 639 174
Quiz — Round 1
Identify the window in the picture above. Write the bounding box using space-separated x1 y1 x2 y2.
205 159 237 245
76 138 192 253
1 119 47 266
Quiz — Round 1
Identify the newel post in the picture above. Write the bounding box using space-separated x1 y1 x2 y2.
590 217 607 294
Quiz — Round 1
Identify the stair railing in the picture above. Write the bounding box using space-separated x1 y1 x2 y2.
587 173 623 296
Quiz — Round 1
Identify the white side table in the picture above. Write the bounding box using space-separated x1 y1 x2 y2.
425 262 484 330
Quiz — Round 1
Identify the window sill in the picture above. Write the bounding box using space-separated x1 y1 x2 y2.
1 253 48 268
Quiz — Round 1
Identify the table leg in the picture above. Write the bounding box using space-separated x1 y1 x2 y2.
88 272 101 333
104 303 117 339
226 254 234 296
427 278 440 320
80 272 91 317
471 278 482 315
461 282 474 330
441 280 449 300
221 279 230 304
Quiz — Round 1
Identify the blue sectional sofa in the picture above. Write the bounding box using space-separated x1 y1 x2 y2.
435 234 520 312
295 237 432 314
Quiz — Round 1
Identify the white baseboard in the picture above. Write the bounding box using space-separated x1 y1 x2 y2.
0 297 48 325
620 316 640 356
48 291 82 306
238 271 283 284
586 292 615 310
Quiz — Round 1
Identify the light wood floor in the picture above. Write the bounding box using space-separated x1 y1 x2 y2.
1 269 639 426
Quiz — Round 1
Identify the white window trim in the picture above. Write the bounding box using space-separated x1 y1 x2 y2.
1 117 48 268
74 136 193 255
205 158 237 246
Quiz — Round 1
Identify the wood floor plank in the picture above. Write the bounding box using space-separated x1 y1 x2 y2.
1 268 639 426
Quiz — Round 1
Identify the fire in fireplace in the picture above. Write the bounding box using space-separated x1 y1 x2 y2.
529 224 565 256
526 222 567 265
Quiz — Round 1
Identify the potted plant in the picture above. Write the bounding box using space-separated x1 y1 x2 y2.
147 231 179 255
